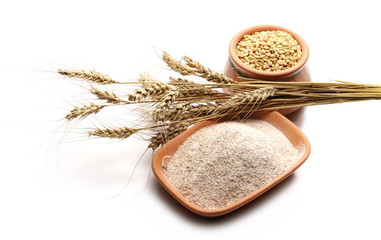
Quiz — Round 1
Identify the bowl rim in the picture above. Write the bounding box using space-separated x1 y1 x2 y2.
151 111 311 217
228 24 309 79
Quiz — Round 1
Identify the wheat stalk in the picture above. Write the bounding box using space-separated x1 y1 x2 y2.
60 52 381 149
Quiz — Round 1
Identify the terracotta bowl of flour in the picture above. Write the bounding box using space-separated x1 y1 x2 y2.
152 111 310 217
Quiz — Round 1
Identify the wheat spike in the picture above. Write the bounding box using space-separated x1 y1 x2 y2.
162 52 236 84
137 73 155 85
162 103 190 121
58 69 119 84
231 87 277 104
162 52 195 75
65 103 104 120
128 80 176 101
89 127 138 139
152 90 180 122
172 101 238 121
169 77 221 98
148 122 190 149
90 87 123 103
183 56 237 84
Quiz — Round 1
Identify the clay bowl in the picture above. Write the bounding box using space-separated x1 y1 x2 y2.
224 24 311 116
152 111 311 217
225 24 310 82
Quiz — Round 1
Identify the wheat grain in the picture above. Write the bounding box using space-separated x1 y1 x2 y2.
237 30 302 71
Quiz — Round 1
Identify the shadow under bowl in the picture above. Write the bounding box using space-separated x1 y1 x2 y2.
152 111 311 217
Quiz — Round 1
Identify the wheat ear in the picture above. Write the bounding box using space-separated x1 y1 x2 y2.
162 52 195 75
161 103 190 121
128 80 176 101
89 127 139 139
148 122 190 149
231 87 277 104
65 103 104 120
90 87 123 103
58 69 119 84
183 56 237 84
169 77 221 98
152 89 180 122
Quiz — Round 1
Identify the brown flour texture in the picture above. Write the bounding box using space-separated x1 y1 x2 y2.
165 119 300 209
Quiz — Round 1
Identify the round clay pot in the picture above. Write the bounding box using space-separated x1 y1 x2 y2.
224 25 310 115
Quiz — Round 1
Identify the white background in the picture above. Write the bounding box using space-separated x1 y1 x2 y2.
1 0 381 239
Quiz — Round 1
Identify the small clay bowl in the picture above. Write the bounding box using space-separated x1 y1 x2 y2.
224 25 311 115
152 111 310 217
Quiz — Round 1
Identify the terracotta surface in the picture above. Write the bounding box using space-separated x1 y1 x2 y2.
224 25 311 116
152 111 311 217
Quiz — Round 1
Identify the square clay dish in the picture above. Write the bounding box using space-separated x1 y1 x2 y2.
152 111 311 217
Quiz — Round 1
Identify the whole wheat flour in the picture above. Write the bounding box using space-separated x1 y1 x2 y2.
165 119 300 209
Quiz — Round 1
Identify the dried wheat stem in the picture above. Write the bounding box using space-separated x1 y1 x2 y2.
65 103 104 120
89 127 139 139
60 52 381 149
58 69 119 84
